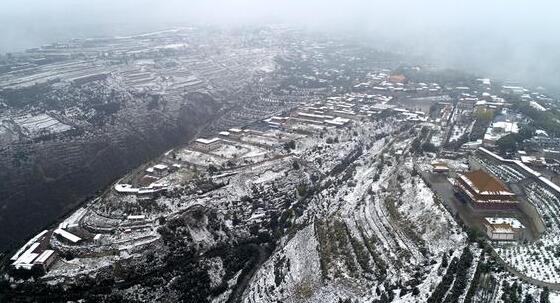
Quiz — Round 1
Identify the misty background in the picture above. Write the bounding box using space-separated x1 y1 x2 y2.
1 0 559 93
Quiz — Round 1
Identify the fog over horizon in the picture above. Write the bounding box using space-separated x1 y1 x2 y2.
1 0 559 92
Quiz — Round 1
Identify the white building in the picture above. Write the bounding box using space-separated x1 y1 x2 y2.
228 128 244 138
530 101 547 112
127 214 146 221
54 228 82 244
483 121 519 145
324 117 350 127
11 242 40 270
484 217 524 241
152 164 169 177
10 230 48 262
114 183 139 194
191 137 221 152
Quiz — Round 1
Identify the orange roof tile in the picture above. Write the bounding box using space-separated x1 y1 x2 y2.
462 169 510 194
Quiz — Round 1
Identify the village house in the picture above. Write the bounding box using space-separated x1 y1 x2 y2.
33 250 57 272
431 161 449 174
191 137 221 152
227 128 244 139
53 228 83 244
145 164 169 177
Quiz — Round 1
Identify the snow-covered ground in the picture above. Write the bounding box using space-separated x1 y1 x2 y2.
208 144 249 159
243 120 468 302
243 224 322 303
398 166 466 256
177 148 228 166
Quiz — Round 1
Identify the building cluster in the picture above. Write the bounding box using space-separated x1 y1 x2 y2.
0 27 281 148
9 230 57 273
6 83 389 277
436 144 560 243
3 25 560 296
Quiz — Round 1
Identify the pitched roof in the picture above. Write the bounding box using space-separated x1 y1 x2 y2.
462 169 512 195
431 161 448 167
389 74 406 83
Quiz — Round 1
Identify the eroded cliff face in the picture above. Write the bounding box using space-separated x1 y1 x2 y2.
0 89 221 251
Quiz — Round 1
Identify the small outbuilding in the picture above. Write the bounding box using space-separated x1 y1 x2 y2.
484 217 525 241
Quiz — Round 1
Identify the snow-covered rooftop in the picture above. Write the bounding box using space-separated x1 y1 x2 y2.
485 217 524 229
153 164 168 170
195 137 221 144
12 242 40 268
54 228 82 243
127 215 146 220
114 183 139 193
34 250 55 264
324 117 350 126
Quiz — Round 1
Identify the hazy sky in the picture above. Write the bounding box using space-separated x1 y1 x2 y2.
1 0 559 91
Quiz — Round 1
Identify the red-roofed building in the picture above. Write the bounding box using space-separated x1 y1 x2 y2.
389 74 406 84
454 169 518 209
